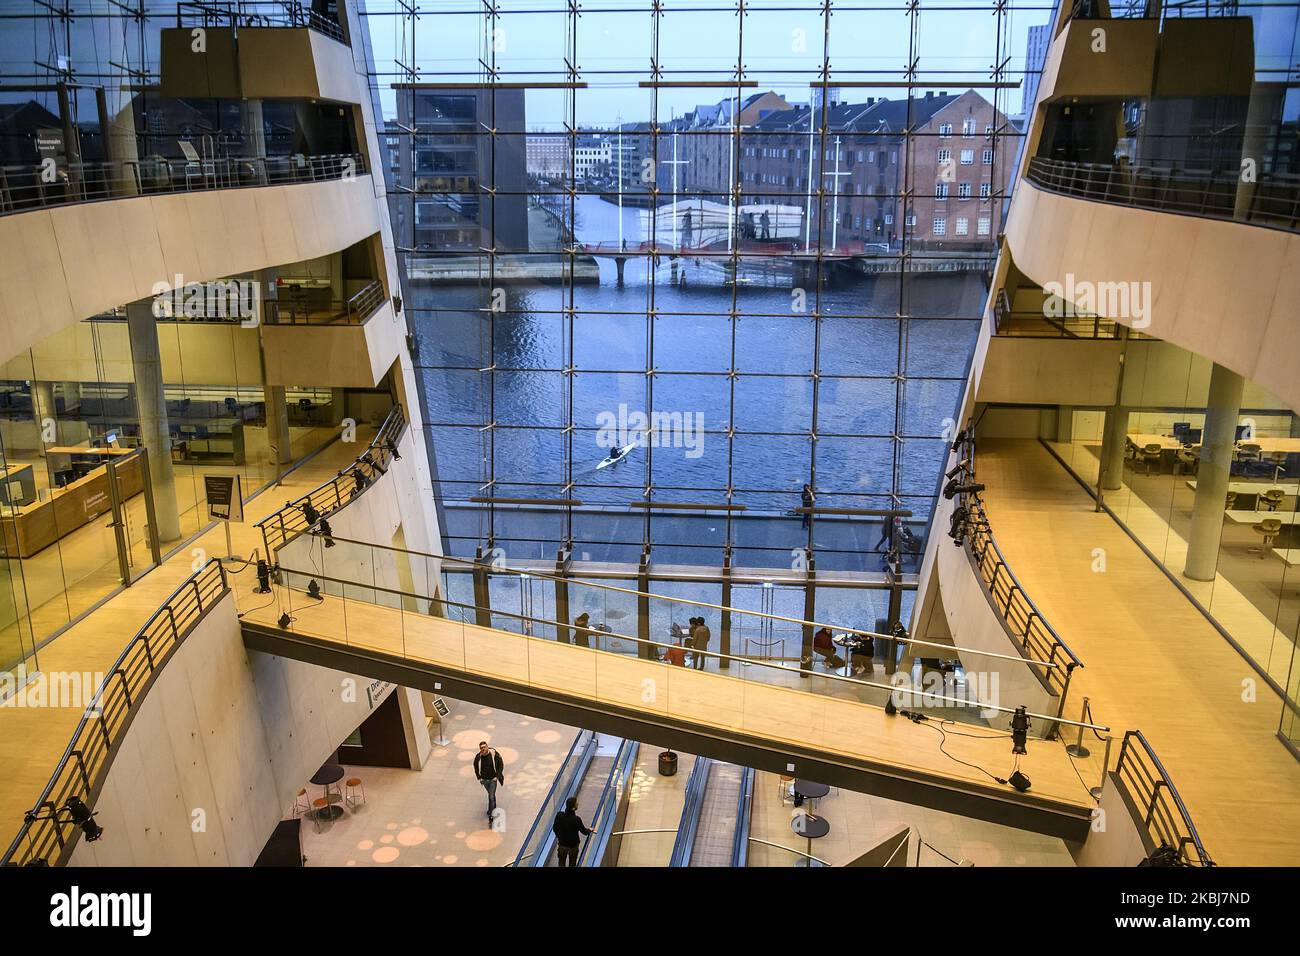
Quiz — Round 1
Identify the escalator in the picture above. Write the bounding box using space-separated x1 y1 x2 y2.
669 757 755 867
513 731 638 867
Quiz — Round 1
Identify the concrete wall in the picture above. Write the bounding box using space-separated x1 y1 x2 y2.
0 175 382 365
1073 773 1152 867
980 338 1122 407
261 300 404 388
68 593 400 866
1004 181 1300 417
159 27 361 103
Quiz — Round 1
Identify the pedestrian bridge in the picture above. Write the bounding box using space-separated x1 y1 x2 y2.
239 534 1106 841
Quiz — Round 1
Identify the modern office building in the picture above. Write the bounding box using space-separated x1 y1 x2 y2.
0 0 1297 887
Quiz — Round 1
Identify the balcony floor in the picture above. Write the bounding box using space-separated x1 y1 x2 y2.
976 438 1300 865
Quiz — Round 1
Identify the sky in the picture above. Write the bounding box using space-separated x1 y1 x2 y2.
358 0 1057 127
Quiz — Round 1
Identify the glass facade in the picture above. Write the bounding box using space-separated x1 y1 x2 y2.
361 0 1054 578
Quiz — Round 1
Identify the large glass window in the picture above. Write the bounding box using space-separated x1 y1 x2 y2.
363 0 1050 581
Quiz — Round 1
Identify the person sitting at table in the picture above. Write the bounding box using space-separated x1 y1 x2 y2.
664 639 687 667
853 632 876 676
573 612 595 648
811 627 845 669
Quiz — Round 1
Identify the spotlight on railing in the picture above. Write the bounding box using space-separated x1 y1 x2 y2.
317 518 336 548
945 457 970 480
942 479 985 500
64 796 102 843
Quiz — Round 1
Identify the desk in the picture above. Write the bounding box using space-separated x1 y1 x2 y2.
1130 434 1300 455
1226 510 1300 526
0 453 144 558
0 463 35 507
1270 549 1300 567
1186 480 1300 497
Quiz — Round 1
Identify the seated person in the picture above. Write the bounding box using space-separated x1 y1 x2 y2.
811 627 845 669
664 641 687 667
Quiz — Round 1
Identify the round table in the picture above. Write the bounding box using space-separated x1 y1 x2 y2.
790 812 830 867
832 633 870 677
793 778 830 811
310 764 346 821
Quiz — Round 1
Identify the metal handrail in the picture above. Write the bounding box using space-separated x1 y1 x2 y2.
274 567 1111 734
267 280 387 325
1115 730 1214 866
255 404 406 556
950 428 1084 705
1026 156 1300 234
1 560 230 866
296 531 1062 673
176 0 346 41
0 152 365 218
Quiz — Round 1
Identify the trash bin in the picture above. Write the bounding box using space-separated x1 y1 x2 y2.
658 750 678 776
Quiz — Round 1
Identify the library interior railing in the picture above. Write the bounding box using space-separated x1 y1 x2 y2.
256 404 406 555
0 152 366 217
175 0 345 41
1026 156 1300 234
2 560 230 867
1115 730 1214 866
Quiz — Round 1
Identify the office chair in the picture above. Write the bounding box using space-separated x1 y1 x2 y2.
1140 443 1164 475
1174 445 1199 477
1251 517 1283 558
1225 491 1238 511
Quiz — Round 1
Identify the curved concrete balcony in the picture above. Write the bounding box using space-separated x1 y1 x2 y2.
0 169 382 368
1001 176 1300 414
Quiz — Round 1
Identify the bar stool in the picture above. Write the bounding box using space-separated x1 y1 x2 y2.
345 777 366 808
311 797 332 832
778 774 795 806
1260 489 1285 512
291 787 309 819
1251 518 1283 557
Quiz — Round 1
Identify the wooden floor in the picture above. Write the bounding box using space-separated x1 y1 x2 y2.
0 432 368 841
977 438 1300 865
241 586 1096 820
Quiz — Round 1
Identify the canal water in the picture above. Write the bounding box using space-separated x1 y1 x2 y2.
408 194 984 571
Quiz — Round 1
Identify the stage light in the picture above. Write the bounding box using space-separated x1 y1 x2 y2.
945 458 970 480
943 479 986 500
318 518 336 548
301 500 320 527
307 579 322 600
64 796 102 843
255 559 272 593
1010 705 1030 755
385 439 402 461
278 612 292 629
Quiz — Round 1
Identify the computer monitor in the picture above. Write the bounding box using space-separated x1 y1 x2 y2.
1185 428 1202 444
1172 421 1192 441
1236 424 1251 442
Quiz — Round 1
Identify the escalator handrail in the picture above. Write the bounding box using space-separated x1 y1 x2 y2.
668 756 714 867
731 766 756 868
579 739 639 866
512 728 595 867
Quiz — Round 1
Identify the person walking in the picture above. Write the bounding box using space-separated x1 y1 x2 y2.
691 615 711 670
552 796 592 867
473 741 505 821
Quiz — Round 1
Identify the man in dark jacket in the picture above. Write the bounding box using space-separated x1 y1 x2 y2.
552 796 592 867
473 741 505 820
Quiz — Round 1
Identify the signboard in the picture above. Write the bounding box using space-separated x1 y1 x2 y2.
35 128 64 161
366 678 393 709
432 696 450 718
204 474 244 522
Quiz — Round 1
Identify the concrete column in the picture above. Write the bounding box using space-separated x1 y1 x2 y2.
1184 363 1246 582
256 268 292 471
1056 405 1074 443
31 382 56 456
238 99 268 184
61 382 82 414
1234 84 1275 222
102 84 140 199
1099 405 1130 491
125 301 181 542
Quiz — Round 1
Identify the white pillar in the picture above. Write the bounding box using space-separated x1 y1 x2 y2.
126 301 182 542
1184 363 1245 581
